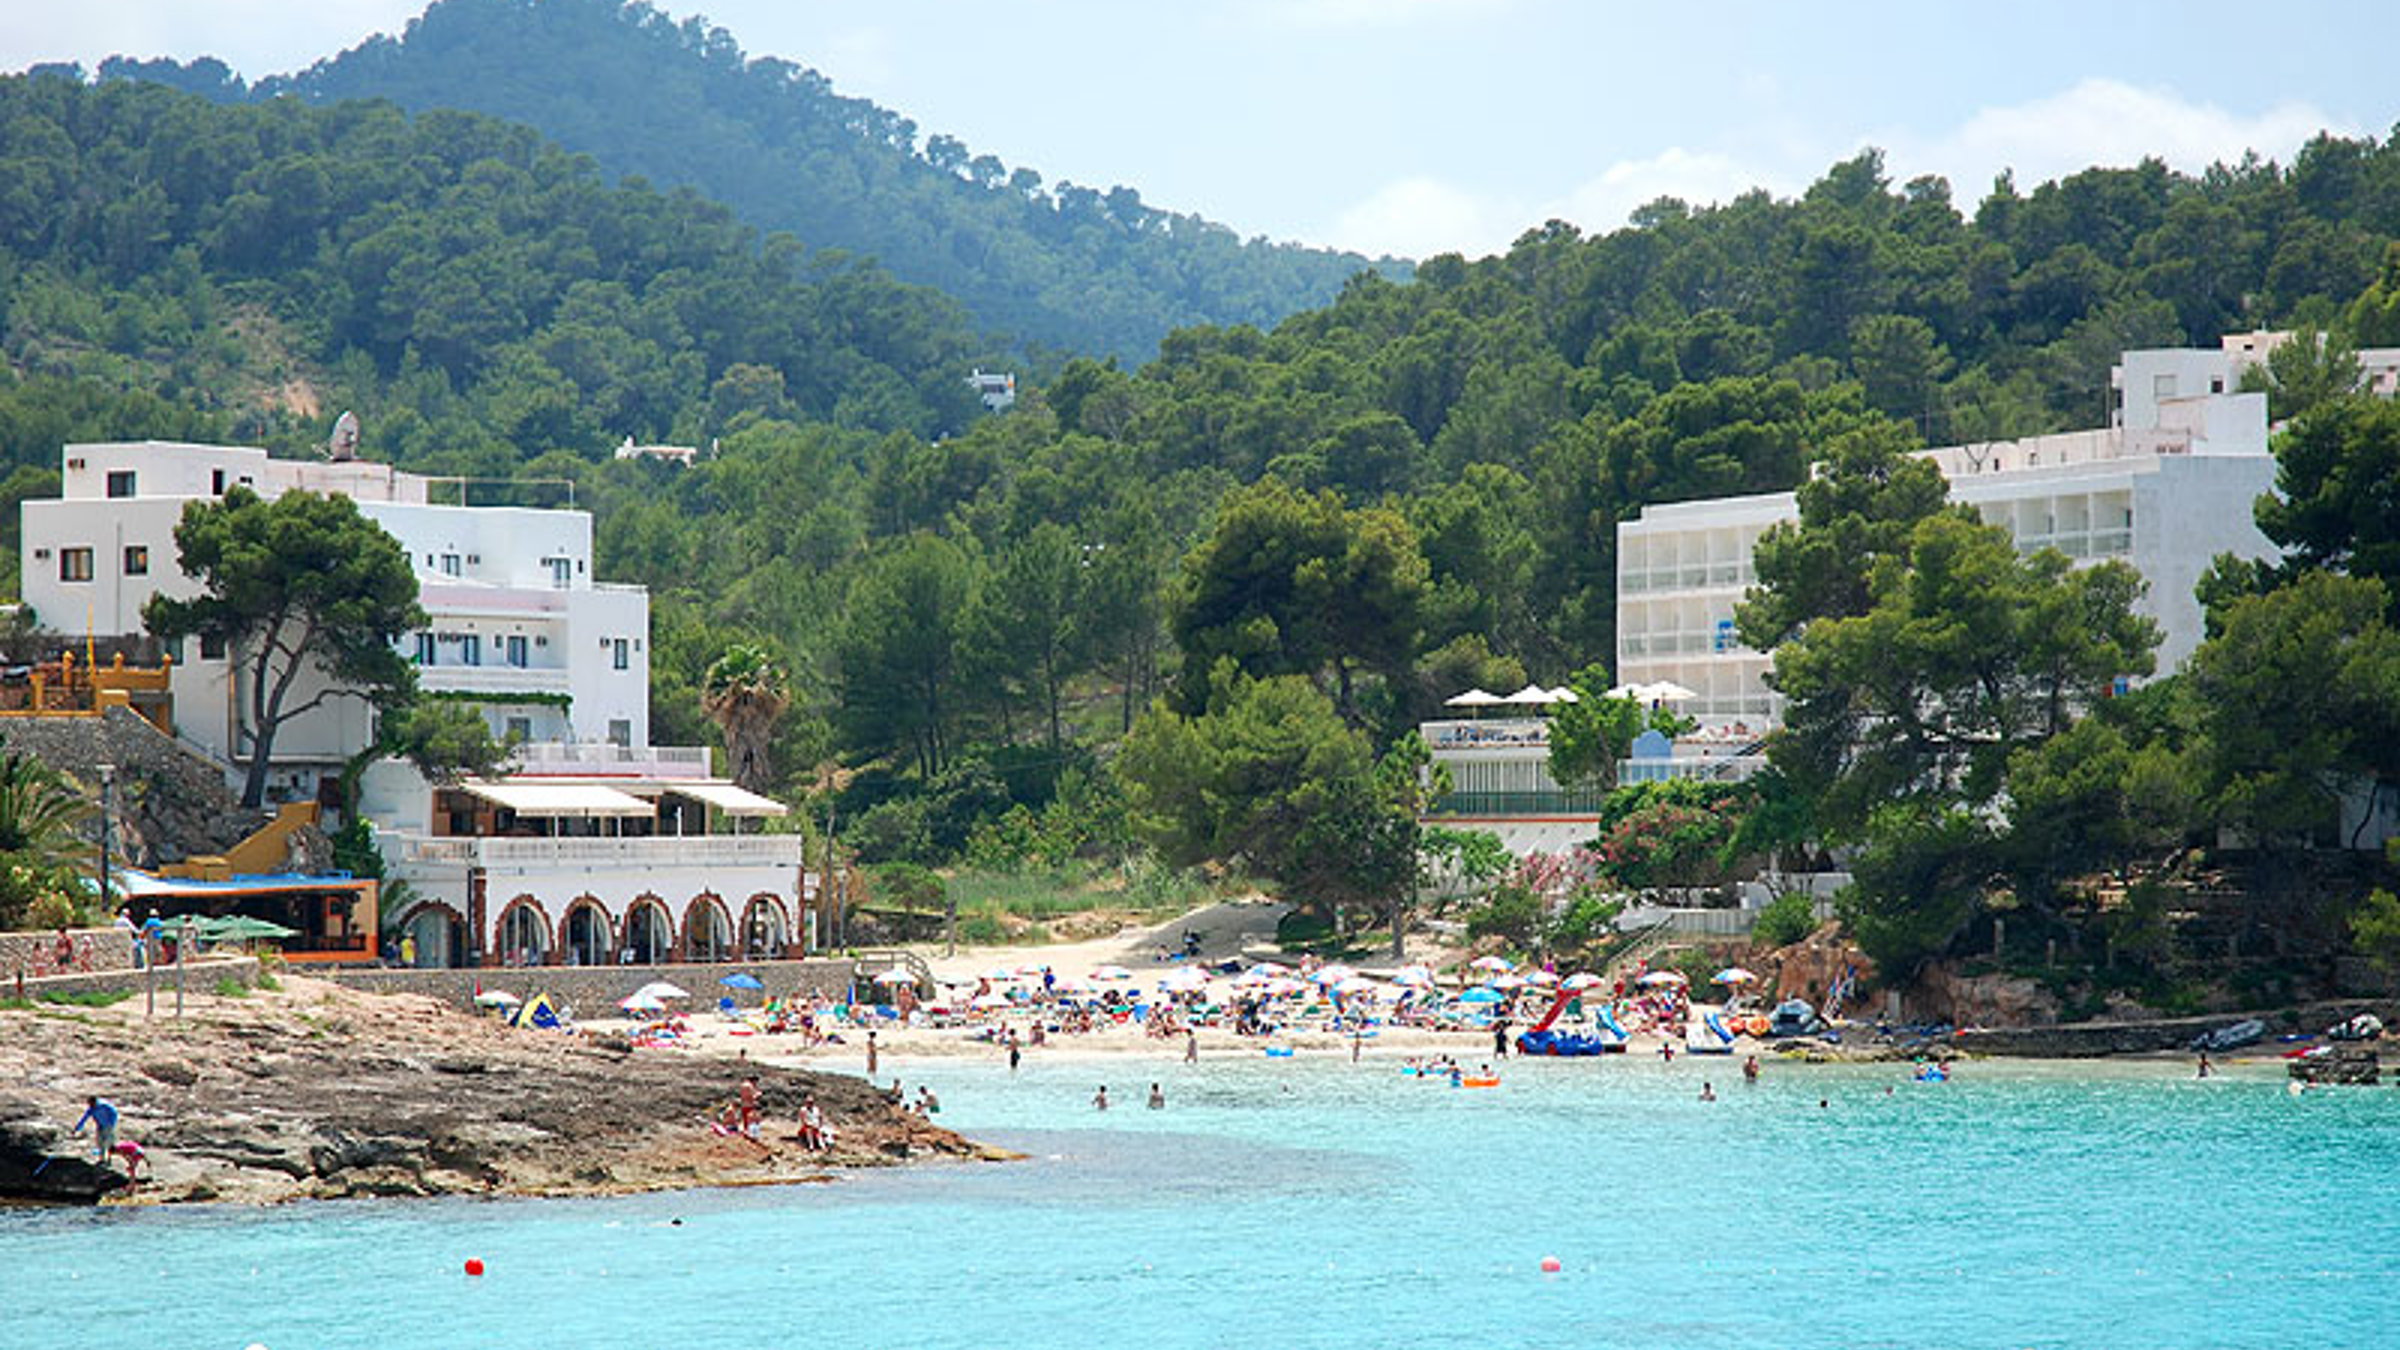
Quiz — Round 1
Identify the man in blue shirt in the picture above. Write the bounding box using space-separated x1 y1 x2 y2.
73 1096 119 1161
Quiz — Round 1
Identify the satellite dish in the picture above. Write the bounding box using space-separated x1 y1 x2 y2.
328 411 361 462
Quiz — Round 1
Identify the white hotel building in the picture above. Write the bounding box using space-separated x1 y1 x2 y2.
21 439 808 968
1614 344 2290 745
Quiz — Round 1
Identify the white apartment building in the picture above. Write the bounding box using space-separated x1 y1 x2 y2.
1616 347 2287 737
20 439 807 967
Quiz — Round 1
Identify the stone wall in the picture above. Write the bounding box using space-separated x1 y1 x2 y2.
325 958 861 1019
3 954 259 1003
0 925 140 979
0 706 267 868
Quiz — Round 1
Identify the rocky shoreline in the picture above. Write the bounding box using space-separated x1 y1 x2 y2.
0 976 1010 1206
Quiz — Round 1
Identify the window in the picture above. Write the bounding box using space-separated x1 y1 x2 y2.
105 470 136 499
506 635 528 668
122 545 148 576
439 553 461 577
607 718 632 747
414 633 436 665
200 633 226 660
547 557 572 589
59 547 93 582
459 635 481 667
504 716 532 743
210 469 226 496
2152 373 2176 401
611 637 629 671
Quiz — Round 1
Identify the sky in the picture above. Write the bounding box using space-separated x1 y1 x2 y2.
3 1 2393 260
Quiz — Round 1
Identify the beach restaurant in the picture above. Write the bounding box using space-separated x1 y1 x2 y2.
113 869 379 964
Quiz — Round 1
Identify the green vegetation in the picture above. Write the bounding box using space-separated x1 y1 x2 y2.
0 753 93 929
145 486 426 806
141 0 1405 365
213 977 251 998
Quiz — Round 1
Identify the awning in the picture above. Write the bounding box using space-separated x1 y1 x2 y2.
663 781 789 817
460 782 655 818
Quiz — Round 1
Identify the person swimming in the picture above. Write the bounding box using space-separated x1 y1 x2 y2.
1147 1083 1165 1110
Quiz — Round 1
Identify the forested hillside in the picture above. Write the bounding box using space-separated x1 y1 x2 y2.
10 58 2400 936
102 0 1405 365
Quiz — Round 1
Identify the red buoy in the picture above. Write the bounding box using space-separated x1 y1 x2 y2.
464 1258 485 1276
1539 1256 1562 1274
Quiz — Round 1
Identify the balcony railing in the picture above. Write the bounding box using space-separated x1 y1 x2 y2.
417 665 572 696
387 833 803 871
1616 755 1767 785
1421 718 1550 750
509 742 711 775
1427 789 1609 817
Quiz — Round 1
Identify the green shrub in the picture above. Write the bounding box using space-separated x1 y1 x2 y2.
1753 890 1818 948
213 977 250 998
954 913 1009 944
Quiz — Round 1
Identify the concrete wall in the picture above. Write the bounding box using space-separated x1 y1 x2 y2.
325 957 860 1017
3 954 259 1002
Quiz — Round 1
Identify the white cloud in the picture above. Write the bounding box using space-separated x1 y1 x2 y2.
1889 77 2349 196
1326 148 1782 259
1328 176 1517 259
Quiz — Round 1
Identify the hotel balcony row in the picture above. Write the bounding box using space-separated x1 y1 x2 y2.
382 832 803 871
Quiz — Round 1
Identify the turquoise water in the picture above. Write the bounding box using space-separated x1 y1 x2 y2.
9 1052 2400 1349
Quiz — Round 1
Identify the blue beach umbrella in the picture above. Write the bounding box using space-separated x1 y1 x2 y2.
1458 987 1505 1004
718 972 765 990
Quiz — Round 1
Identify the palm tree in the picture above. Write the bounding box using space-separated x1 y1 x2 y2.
702 643 791 794
0 751 94 928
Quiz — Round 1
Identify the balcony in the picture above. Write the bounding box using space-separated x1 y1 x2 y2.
1427 789 1609 818
417 665 572 699
1421 718 1550 751
387 833 803 871
510 742 711 777
1616 755 1767 785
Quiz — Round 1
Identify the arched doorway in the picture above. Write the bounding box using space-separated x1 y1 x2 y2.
741 894 790 960
624 897 673 964
684 895 734 962
495 897 551 967
398 903 466 968
561 899 611 967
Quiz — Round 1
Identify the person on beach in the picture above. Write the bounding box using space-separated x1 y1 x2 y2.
1147 1083 1164 1110
73 1096 119 1161
1352 1028 1363 1063
1185 1029 1198 1064
1007 1033 1022 1073
866 1030 879 1077
738 1076 762 1139
2197 1053 2213 1078
1094 1085 1110 1111
797 1093 826 1151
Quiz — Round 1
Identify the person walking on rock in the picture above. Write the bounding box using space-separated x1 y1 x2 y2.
73 1096 119 1162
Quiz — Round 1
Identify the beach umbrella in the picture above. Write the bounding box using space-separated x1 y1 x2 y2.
1247 961 1294 978
1637 970 1688 987
983 965 1019 981
1490 973 1528 990
1391 965 1437 987
1158 967 1208 992
1712 967 1758 985
1089 964 1133 981
473 989 522 1007
1262 977 1310 997
1333 975 1384 996
1561 972 1606 991
970 992 1013 1010
1458 987 1505 1004
718 972 765 990
1311 963 1359 986
1640 680 1699 703
1444 688 1505 707
619 992 666 1013
632 981 690 1001
1522 970 1560 986
872 966 918 985
1470 955 1516 973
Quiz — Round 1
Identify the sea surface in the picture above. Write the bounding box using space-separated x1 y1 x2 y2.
7 1050 2399 1349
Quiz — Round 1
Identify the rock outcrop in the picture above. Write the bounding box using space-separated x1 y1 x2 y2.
2290 1045 2380 1086
0 975 1007 1206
